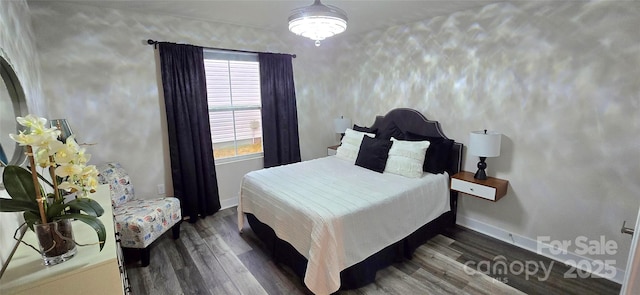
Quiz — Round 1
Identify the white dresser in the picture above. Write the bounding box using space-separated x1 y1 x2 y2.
0 184 129 294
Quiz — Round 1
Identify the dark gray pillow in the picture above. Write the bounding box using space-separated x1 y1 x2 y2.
377 121 405 140
355 136 393 173
404 132 454 174
353 124 377 134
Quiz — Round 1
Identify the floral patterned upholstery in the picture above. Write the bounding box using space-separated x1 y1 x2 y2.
96 162 135 207
97 162 182 249
113 198 182 248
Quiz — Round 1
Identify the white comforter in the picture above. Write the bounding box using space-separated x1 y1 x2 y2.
237 156 450 295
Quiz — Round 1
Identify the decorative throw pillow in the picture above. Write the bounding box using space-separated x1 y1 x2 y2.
335 128 375 164
355 136 393 173
405 132 454 174
383 137 430 178
376 121 405 140
352 124 378 134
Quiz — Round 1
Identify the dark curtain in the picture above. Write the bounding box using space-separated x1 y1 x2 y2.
158 42 221 221
259 53 301 168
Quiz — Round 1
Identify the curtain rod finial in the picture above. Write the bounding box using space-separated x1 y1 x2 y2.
147 39 158 49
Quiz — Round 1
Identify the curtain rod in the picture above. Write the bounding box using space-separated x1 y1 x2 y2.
146 39 296 58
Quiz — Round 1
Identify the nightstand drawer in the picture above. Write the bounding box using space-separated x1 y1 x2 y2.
451 178 497 200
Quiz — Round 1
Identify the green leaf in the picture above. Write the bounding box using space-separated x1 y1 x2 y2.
45 199 67 220
0 198 39 212
24 211 40 231
2 165 37 201
67 198 104 217
56 214 106 251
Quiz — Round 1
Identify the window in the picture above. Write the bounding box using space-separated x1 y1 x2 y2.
204 50 262 162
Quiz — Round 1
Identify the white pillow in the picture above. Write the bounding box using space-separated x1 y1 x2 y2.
384 137 430 178
335 128 375 164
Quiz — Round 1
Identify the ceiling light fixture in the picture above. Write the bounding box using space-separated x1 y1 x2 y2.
288 0 348 47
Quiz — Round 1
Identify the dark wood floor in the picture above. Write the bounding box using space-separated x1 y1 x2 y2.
125 207 621 295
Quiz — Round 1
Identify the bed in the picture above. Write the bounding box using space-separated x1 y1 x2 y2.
237 108 462 294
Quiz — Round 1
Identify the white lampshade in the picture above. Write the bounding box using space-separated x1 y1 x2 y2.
468 130 501 157
333 117 351 134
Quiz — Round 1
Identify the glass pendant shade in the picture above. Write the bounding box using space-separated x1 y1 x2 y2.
288 0 348 46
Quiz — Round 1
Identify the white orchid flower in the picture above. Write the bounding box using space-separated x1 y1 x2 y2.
9 131 38 146
44 138 64 154
58 181 82 193
10 116 60 148
81 165 99 178
16 114 47 129
76 149 90 164
55 163 83 178
65 136 80 149
87 177 98 191
54 143 78 164
34 148 53 167
11 115 100 201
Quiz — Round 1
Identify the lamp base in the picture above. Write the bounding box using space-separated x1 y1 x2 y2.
474 157 488 180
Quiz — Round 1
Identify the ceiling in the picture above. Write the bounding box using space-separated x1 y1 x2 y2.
42 0 503 36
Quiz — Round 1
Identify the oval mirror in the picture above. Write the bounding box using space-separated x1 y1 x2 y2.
0 55 28 169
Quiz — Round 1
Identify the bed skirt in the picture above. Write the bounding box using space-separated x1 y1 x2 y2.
245 210 455 291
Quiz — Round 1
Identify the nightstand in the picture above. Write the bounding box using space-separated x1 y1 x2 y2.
450 171 508 202
327 145 339 156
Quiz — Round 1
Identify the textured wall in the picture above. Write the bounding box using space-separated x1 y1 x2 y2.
28 2 342 205
0 0 43 113
24 0 639 279
332 1 640 273
27 2 333 205
0 0 44 272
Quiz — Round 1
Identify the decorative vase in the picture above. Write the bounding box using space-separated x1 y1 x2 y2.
34 219 77 265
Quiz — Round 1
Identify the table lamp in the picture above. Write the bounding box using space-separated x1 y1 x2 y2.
333 116 351 140
468 129 501 180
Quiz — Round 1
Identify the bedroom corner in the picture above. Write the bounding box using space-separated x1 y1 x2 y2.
329 0 640 284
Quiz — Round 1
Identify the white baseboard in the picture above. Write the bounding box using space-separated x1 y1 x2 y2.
220 196 239 210
456 214 625 284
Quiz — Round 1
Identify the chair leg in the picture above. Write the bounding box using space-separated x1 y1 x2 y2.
140 248 150 267
172 221 181 239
